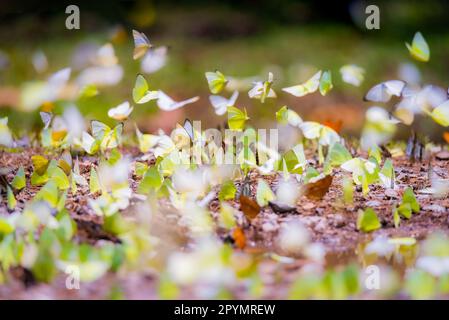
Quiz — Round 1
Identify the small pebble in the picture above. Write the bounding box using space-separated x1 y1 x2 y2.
385 189 398 199
366 200 381 207
262 222 277 232
423 204 446 214
302 202 315 210
333 214 346 228
314 219 327 232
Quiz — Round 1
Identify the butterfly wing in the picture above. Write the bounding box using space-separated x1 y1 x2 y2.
141 46 167 73
133 30 152 60
171 96 200 111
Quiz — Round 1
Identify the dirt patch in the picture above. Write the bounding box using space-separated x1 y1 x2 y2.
0 148 448 299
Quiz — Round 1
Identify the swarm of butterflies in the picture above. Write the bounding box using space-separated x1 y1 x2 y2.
1 29 449 220
1 27 449 293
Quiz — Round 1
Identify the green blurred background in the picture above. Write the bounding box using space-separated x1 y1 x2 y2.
1 0 449 138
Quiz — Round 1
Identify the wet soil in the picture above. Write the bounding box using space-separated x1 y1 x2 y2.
0 148 448 299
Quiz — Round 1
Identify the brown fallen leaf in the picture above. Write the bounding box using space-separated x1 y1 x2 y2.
302 175 333 200
239 195 260 220
232 227 246 249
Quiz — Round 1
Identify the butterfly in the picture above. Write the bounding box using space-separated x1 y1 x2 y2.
319 70 333 96
248 72 276 103
406 32 429 62
32 50 48 74
90 120 123 151
57 149 73 176
364 80 406 102
205 70 228 94
157 91 199 111
282 71 322 97
173 119 196 148
340 64 365 87
0 117 13 148
31 155 50 176
141 46 167 73
424 99 449 127
40 111 53 130
227 106 249 131
299 121 340 146
276 106 303 126
256 179 276 207
209 91 239 116
135 126 160 153
132 29 152 60
108 101 134 121
93 43 118 67
132 74 159 104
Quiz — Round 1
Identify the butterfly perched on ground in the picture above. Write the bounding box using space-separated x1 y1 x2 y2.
82 121 123 153
31 155 50 176
157 91 199 111
132 30 152 60
364 80 406 103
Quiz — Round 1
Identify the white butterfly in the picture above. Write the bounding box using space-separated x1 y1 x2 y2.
282 71 321 97
32 50 48 73
364 80 406 102
93 43 118 67
209 91 239 115
298 121 340 146
47 67 71 87
141 46 167 74
132 30 152 60
108 101 134 121
76 65 123 87
340 64 365 87
248 72 276 102
394 84 447 124
157 91 199 111
398 63 421 85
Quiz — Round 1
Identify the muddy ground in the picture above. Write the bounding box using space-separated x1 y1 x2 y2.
0 148 448 299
